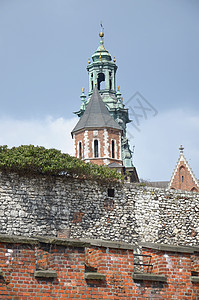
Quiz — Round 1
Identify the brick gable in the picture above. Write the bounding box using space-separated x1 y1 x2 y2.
169 146 199 192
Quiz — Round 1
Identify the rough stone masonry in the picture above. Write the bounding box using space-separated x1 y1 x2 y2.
0 171 198 246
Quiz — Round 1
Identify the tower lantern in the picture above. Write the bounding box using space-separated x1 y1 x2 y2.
87 26 117 96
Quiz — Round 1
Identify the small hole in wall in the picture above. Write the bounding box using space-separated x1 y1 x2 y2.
191 271 198 276
108 188 114 197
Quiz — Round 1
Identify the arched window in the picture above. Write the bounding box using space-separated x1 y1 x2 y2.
179 166 185 187
79 142 82 159
191 187 198 192
94 140 99 158
109 79 112 90
97 73 105 90
91 73 94 90
111 140 115 158
109 72 112 90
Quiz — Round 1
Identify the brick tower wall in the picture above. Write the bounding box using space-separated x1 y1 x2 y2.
73 128 122 165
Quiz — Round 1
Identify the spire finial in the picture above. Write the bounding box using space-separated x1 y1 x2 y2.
99 22 104 44
80 88 86 103
179 145 184 154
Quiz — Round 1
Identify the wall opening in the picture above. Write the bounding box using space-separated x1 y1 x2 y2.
97 73 105 90
108 188 114 197
179 166 185 188
91 73 94 90
94 140 99 158
79 142 82 159
111 140 115 158
109 79 112 90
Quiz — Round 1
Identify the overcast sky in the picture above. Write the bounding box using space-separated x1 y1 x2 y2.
0 0 199 181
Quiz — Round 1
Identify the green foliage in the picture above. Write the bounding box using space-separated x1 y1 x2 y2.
0 145 123 183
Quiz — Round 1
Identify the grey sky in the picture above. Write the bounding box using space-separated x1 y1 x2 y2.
0 0 199 181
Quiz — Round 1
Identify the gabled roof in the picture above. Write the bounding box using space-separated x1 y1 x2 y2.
71 86 122 135
168 145 199 191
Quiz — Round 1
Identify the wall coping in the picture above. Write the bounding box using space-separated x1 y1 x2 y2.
35 236 90 247
0 234 198 253
0 234 38 245
0 234 90 248
141 242 198 254
80 238 135 250
132 273 167 282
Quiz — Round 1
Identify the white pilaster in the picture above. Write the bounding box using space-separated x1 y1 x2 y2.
84 131 89 159
103 129 109 157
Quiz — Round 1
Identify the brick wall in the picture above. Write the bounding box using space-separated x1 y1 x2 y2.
0 235 198 299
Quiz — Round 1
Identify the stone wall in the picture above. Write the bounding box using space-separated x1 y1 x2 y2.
0 171 198 246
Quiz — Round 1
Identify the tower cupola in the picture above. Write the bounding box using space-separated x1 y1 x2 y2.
87 24 117 96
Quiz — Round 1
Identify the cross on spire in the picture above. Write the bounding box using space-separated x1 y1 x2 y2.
99 22 104 44
179 145 184 154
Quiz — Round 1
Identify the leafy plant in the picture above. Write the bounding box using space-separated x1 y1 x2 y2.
0 145 123 183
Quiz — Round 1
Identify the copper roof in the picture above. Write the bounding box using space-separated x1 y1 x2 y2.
72 86 122 135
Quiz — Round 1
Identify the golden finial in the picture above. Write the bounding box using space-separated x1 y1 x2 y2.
99 31 104 38
117 86 120 91
82 88 85 93
99 52 101 61
88 58 90 64
121 97 123 102
94 82 97 86
113 56 116 63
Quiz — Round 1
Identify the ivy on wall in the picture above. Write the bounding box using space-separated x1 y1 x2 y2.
0 145 123 183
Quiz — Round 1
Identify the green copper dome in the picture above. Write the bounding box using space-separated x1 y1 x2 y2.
92 41 112 62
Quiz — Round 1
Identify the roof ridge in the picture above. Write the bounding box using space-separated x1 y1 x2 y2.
181 154 199 187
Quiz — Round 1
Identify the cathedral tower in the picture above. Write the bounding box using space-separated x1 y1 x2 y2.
72 25 138 180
